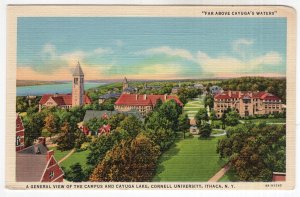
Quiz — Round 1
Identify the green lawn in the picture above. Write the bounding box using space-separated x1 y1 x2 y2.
49 147 71 162
60 149 91 170
183 97 204 119
153 136 227 182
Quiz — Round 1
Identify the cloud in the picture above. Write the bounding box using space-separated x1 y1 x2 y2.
135 46 194 61
232 38 254 51
196 51 283 74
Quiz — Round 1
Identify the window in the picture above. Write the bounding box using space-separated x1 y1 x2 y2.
74 78 78 85
49 171 54 179
16 136 21 146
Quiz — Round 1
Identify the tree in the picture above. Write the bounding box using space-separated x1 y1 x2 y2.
199 123 211 138
195 108 208 127
119 115 142 138
217 123 286 181
55 122 76 151
107 113 126 130
64 163 86 182
90 134 160 182
23 112 46 146
178 113 190 139
204 94 214 109
225 110 240 126
43 113 59 137
87 133 118 166
85 118 106 135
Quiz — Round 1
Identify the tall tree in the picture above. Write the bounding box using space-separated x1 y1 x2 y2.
55 122 76 151
64 163 86 182
178 113 190 139
90 134 160 182
195 108 208 127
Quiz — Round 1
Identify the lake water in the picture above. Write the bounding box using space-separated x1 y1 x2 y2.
17 82 105 96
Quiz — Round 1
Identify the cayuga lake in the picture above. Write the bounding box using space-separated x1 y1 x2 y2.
17 82 106 96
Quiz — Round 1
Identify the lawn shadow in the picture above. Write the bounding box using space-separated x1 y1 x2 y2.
153 142 181 181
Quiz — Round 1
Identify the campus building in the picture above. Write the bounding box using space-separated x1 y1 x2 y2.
214 90 283 118
16 115 64 182
115 94 183 116
39 62 91 111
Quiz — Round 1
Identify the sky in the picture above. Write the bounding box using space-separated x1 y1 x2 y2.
17 17 286 81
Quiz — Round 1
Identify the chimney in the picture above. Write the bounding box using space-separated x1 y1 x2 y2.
135 94 138 100
144 94 147 100
53 93 58 97
164 94 167 101
228 90 232 97
38 137 46 147
46 150 54 161
238 91 241 98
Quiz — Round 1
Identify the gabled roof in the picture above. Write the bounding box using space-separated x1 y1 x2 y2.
39 94 92 106
99 93 121 99
73 61 84 76
83 110 118 122
115 94 183 107
16 143 49 182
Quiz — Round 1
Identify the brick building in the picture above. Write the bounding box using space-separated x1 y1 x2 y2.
115 94 183 116
214 90 283 118
16 114 25 152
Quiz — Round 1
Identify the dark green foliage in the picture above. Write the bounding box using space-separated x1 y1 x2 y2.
195 108 208 127
217 123 286 181
177 87 200 104
178 113 190 139
199 123 212 138
218 77 286 103
64 163 87 182
84 118 107 134
204 94 214 109
119 115 143 138
55 122 76 151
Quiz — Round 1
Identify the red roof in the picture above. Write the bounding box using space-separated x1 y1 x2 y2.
115 94 183 107
214 91 281 101
39 94 92 106
98 124 111 135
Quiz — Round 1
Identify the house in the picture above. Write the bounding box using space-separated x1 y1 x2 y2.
98 124 111 136
16 142 64 182
214 90 283 118
115 94 183 116
189 126 199 135
39 61 92 111
272 172 286 182
194 83 204 90
79 109 144 135
210 85 223 95
98 92 121 104
16 114 25 152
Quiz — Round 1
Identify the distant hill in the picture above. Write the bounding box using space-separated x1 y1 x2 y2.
17 80 66 87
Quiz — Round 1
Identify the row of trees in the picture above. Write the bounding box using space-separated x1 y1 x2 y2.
217 77 286 103
217 122 286 181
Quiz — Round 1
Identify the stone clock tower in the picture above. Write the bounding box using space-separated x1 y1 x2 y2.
72 61 85 107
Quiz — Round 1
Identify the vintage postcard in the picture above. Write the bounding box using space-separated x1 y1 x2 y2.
6 5 296 190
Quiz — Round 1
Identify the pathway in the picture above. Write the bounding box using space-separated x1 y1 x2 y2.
211 129 227 137
208 164 230 182
58 148 76 164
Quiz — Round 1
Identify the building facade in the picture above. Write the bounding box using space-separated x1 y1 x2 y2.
214 90 283 118
16 114 25 152
39 62 91 111
115 94 183 116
